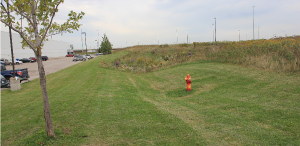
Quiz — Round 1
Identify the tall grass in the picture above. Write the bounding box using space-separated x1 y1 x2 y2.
199 36 300 72
101 36 300 73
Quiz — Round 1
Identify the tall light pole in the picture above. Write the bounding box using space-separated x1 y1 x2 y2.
176 29 178 44
186 30 188 43
258 26 259 39
138 38 139 45
97 30 99 48
158 36 159 45
253 6 255 40
81 29 83 53
81 32 87 57
214 17 216 42
238 30 240 42
212 24 214 42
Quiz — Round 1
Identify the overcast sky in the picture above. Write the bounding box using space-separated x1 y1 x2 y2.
1 0 300 49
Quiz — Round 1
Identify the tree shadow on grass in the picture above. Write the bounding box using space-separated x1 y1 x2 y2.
17 129 88 146
165 88 195 98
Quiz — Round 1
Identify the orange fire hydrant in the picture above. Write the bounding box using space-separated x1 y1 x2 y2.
185 74 191 91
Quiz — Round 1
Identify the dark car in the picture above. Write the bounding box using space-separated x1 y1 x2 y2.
29 57 37 61
66 54 74 57
1 74 9 88
1 64 30 84
42 56 48 61
19 58 34 63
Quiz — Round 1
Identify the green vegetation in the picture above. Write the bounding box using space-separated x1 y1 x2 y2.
99 34 112 54
1 40 300 145
100 36 300 73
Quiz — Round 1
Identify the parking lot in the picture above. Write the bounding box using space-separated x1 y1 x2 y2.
2 56 83 89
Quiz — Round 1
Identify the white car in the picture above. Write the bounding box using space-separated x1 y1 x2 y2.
82 55 93 60
8 59 23 65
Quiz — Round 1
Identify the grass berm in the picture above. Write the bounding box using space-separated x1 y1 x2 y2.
1 37 300 145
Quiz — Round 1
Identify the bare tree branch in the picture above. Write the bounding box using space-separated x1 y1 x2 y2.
1 2 8 13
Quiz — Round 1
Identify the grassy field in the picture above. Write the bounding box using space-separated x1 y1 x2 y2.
1 50 300 145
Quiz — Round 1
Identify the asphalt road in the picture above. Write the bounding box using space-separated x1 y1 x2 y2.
1 56 83 90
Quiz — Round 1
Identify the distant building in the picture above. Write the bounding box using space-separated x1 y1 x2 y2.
1 31 71 59
67 44 74 55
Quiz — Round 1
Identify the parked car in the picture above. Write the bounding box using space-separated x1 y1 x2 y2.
29 57 37 61
8 59 23 65
1 64 30 84
0 61 6 66
66 54 74 57
82 55 93 60
72 56 86 61
42 56 48 61
1 74 10 88
0 58 10 65
19 58 34 63
95 53 103 56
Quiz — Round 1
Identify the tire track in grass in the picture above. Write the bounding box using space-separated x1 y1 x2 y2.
126 74 236 145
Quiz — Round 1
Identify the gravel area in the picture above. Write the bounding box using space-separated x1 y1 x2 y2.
1 56 83 90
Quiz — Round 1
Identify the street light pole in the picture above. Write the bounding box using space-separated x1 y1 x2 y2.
214 17 216 42
176 29 178 44
253 6 255 40
186 30 188 43
95 40 97 50
81 32 87 59
238 30 240 42
81 29 83 53
212 24 214 42
258 26 259 39
97 30 99 48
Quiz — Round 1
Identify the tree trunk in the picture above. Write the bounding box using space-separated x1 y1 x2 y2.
36 53 56 137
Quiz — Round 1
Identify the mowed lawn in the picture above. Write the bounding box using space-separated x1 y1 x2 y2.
1 51 300 145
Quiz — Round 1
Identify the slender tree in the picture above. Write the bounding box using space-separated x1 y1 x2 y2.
0 0 84 137
100 33 112 54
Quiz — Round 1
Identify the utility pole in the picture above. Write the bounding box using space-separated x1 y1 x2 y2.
7 2 15 77
238 30 240 42
253 6 255 40
214 17 216 42
81 29 83 53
